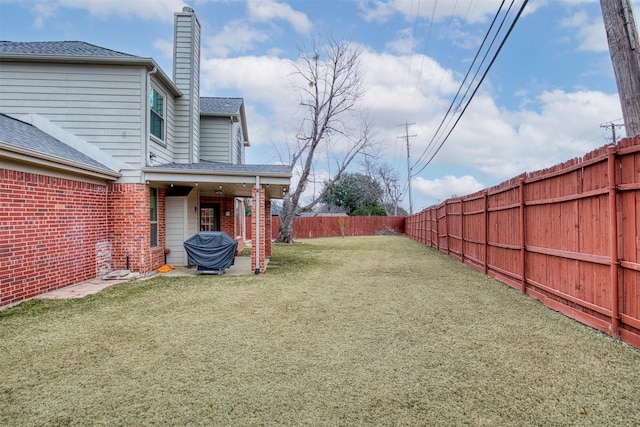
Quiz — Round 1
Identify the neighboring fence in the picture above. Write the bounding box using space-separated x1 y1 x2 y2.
406 136 640 349
272 215 405 239
246 216 405 240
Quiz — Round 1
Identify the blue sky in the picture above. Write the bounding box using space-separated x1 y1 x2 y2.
1 0 637 211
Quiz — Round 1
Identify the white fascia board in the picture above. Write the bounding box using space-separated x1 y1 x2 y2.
142 169 291 185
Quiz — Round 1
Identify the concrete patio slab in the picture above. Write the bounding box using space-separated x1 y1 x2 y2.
37 256 260 300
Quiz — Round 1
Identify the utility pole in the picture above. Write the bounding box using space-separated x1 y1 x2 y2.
601 121 625 143
600 0 640 137
397 122 417 215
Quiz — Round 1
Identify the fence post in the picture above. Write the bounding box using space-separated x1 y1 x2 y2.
608 145 620 337
435 208 440 251
431 208 435 247
484 190 489 275
445 202 450 255
519 178 527 294
461 198 465 264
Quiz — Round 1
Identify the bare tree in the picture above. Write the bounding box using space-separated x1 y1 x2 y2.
275 36 374 243
363 158 405 216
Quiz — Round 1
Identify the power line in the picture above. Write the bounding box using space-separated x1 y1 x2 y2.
412 0 508 170
412 0 528 177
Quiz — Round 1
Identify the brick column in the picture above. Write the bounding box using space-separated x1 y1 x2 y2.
251 187 266 273
265 198 272 256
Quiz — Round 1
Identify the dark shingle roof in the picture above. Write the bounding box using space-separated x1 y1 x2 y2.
0 114 115 173
200 97 243 115
0 41 136 58
153 162 291 176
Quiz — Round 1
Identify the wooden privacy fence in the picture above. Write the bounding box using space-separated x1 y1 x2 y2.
406 136 640 350
270 216 405 239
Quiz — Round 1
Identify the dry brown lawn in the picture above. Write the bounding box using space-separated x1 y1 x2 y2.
1 235 639 426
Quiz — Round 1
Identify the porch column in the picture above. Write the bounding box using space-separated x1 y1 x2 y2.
251 182 266 274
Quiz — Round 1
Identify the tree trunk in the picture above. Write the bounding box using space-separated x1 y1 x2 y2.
600 0 640 137
276 198 296 243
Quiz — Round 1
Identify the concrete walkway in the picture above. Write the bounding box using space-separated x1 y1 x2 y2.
37 278 131 300
38 256 256 300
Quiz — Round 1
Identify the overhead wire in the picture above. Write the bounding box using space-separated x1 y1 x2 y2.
412 0 508 171
414 0 438 87
411 0 529 177
391 0 424 201
421 0 515 168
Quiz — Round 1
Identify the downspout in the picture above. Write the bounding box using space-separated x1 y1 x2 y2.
255 175 260 274
144 67 157 168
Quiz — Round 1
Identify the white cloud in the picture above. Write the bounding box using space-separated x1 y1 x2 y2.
247 0 312 34
385 27 418 54
413 175 485 205
29 0 186 25
152 38 174 59
32 2 58 28
205 20 270 57
423 87 621 181
561 10 608 52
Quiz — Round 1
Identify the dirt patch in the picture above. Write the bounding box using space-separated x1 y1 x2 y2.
1 236 639 425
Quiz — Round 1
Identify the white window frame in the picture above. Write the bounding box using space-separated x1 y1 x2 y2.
149 84 166 144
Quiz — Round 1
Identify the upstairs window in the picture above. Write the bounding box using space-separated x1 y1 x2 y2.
150 86 165 141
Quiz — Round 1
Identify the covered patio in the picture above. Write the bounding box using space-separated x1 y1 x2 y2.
143 162 291 274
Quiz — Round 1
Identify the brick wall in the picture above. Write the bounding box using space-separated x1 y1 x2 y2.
108 184 166 273
199 196 236 235
0 171 171 308
0 169 109 307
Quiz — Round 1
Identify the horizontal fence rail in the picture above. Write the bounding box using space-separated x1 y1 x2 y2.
406 136 640 350
270 216 406 239
245 216 405 241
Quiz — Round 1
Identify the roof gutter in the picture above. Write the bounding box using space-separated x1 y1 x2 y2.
142 166 291 179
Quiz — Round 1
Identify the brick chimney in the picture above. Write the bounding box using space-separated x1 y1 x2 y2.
173 6 201 163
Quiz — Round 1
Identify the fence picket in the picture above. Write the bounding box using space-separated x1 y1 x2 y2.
406 137 640 350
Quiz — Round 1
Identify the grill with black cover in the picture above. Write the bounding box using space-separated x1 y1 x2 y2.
183 231 238 275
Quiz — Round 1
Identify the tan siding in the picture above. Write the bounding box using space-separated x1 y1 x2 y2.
166 196 188 266
0 62 144 167
200 117 231 162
